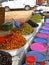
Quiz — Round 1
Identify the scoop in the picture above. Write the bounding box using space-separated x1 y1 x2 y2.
12 18 20 28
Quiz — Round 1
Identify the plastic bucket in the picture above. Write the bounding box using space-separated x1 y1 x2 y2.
26 56 36 65
36 33 49 39
26 51 47 65
30 43 48 54
34 38 48 44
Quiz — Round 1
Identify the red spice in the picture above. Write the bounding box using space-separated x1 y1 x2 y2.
0 33 26 50
0 37 6 43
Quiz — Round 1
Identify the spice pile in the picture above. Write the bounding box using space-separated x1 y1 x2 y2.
0 33 26 50
12 23 34 35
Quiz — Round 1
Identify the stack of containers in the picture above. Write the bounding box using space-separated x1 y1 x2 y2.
23 18 49 65
30 43 47 54
26 51 47 65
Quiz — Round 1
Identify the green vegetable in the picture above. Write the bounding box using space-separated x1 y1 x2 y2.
12 23 34 35
30 14 42 23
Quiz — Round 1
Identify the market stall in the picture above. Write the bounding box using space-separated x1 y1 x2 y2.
18 18 49 65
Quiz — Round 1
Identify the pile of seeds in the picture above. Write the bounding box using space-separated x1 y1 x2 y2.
12 23 34 35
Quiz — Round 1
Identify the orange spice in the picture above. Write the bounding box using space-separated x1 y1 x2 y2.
0 33 26 50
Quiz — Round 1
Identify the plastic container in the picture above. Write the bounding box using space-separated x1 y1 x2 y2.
41 26 49 30
23 63 40 65
34 38 48 44
42 25 49 28
26 56 36 65
45 18 49 23
26 51 47 65
39 29 49 34
43 24 49 27
44 21 49 24
38 62 45 65
36 63 40 65
2 22 13 31
30 43 48 54
36 33 49 39
44 22 49 25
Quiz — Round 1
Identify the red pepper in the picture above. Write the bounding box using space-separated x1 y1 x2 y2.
0 37 6 43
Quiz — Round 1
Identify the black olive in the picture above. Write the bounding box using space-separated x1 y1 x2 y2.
0 50 12 65
26 20 39 28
